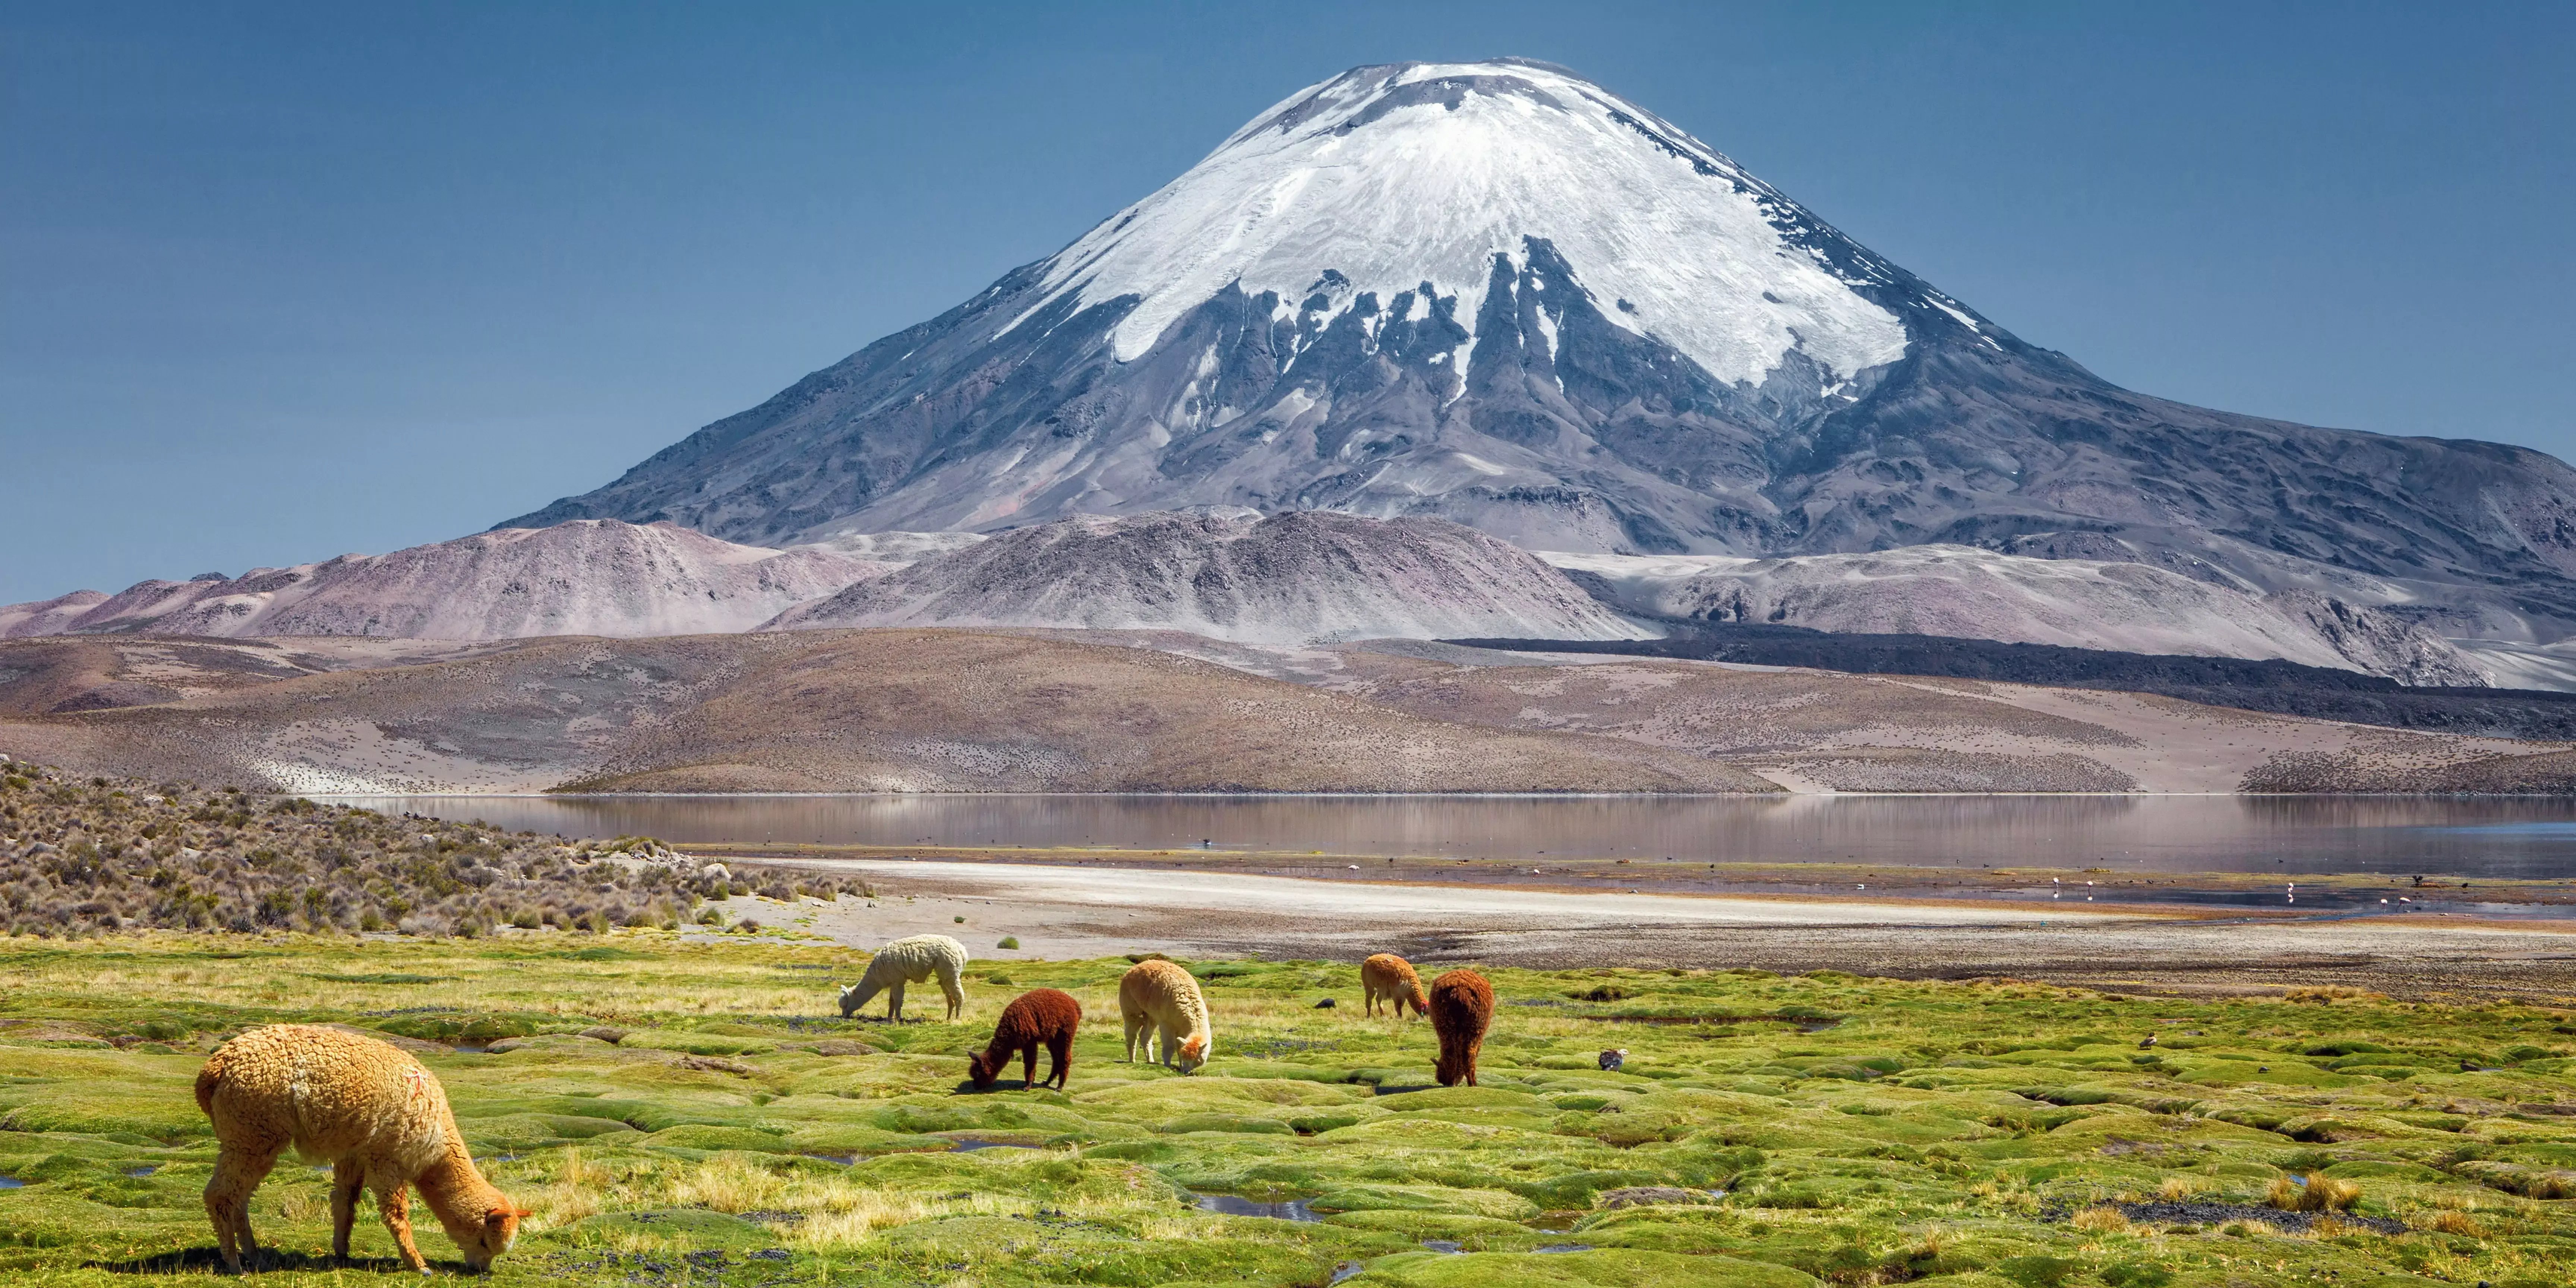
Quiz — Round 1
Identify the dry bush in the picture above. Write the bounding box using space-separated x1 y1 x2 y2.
2071 1205 2135 1235
2268 1174 2361 1212
2155 1175 2212 1201
2429 1209 2484 1236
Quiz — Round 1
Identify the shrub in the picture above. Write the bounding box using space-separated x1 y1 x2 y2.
997 936 1020 950
2268 1174 2361 1213
2071 1205 2135 1235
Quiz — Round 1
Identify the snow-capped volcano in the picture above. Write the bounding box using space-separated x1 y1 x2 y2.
509 58 2576 640
1020 60 1909 386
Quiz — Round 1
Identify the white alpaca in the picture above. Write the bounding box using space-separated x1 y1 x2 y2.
837 934 969 1021
1118 959 1213 1073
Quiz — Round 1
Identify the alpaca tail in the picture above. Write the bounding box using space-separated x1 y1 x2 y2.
193 1064 220 1118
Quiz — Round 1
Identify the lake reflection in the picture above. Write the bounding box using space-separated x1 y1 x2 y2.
306 793 2576 880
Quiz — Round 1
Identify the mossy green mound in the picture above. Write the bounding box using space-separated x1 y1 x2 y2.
1 935 2574 1284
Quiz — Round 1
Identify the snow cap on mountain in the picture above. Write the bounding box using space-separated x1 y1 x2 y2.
1016 58 1908 385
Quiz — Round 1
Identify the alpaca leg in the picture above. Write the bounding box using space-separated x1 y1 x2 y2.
1045 1034 1073 1089
1022 1042 1038 1089
1158 1022 1176 1068
942 968 963 1021
329 1160 366 1260
1122 1012 1142 1062
204 1144 278 1273
370 1173 429 1273
887 980 906 1022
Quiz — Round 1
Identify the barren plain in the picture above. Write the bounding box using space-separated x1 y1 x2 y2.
6 629 2574 794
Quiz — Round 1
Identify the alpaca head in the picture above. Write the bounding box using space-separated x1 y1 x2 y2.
965 1049 1001 1089
1434 1050 1463 1086
1175 1035 1208 1074
837 983 865 1018
470 1203 528 1269
433 1193 529 1271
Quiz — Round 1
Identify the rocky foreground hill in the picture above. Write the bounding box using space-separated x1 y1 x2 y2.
0 756 864 937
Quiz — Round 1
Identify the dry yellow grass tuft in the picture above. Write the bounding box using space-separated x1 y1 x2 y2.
2268 1173 2361 1212
2430 1209 2485 1236
2072 1205 2136 1235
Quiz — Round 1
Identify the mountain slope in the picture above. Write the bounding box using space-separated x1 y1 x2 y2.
0 591 109 639
31 520 884 641
505 57 2576 641
766 509 1649 645
1543 544 2485 686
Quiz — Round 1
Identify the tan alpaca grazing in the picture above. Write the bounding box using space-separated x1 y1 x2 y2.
1360 953 1429 1018
1118 958 1213 1073
195 1024 526 1274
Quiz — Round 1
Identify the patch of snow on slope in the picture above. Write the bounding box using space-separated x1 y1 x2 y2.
41 521 888 641
792 530 991 564
1016 59 1907 386
1542 544 2484 685
765 510 1655 646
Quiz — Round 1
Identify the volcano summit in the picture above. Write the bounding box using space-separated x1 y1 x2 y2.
509 58 2576 641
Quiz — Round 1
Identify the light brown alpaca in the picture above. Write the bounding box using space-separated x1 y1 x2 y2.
1118 958 1213 1073
195 1024 526 1274
1360 953 1430 1018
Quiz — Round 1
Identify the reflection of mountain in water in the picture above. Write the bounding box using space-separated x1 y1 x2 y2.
323 793 2576 880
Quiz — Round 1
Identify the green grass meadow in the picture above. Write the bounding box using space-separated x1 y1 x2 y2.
4 928 2576 1286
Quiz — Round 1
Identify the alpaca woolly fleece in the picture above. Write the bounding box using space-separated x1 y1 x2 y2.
1361 953 1430 1018
1118 959 1213 1073
969 988 1082 1090
195 1024 524 1273
839 934 970 1021
1429 969 1495 1088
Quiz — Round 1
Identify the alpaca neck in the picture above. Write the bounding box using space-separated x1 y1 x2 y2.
415 1144 501 1234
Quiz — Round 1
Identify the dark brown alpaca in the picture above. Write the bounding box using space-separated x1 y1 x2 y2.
967 988 1082 1090
1427 969 1494 1087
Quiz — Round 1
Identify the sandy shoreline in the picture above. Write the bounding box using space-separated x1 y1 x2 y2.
714 855 2576 1005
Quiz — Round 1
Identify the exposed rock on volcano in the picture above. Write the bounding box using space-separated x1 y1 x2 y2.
764 509 1648 645
1543 545 2484 686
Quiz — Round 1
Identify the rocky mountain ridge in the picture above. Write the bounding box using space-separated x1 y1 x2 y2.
1544 545 2484 686
766 509 1648 644
11 521 887 641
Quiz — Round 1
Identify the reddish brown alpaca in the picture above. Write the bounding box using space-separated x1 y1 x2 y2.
1361 953 1430 1018
1428 969 1494 1087
967 988 1082 1090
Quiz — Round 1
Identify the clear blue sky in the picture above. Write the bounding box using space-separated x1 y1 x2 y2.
4 1 2571 605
